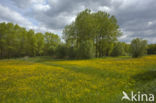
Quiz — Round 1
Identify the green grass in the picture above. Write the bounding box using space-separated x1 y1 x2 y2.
0 55 156 103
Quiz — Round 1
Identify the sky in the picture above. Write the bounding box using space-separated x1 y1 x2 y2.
0 0 156 43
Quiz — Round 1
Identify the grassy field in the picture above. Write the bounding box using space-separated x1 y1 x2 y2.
0 55 156 103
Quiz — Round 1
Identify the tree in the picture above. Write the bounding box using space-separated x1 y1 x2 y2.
44 32 61 56
111 42 125 57
130 38 147 58
93 11 121 57
122 42 130 56
76 40 95 59
36 33 45 56
56 44 68 59
63 9 121 59
0 22 7 58
26 29 37 56
0 22 61 58
147 44 156 54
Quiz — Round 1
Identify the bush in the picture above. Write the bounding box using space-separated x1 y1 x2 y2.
130 38 147 58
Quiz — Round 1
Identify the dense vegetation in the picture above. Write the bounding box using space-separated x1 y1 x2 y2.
0 55 156 103
147 44 156 54
63 9 121 58
0 9 156 59
130 38 147 58
0 22 61 58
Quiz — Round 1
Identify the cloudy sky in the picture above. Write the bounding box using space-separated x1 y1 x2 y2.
0 0 156 43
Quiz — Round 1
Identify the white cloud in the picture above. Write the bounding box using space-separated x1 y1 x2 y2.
98 6 111 12
30 0 45 4
148 21 153 26
31 0 50 11
0 4 32 26
33 4 50 11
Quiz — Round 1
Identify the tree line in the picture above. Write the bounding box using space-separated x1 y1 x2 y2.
0 22 61 58
0 9 156 59
62 9 155 58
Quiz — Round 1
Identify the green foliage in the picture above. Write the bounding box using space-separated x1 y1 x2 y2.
0 22 61 58
122 42 130 56
44 32 61 56
76 40 95 59
56 44 68 59
63 9 121 59
111 42 125 56
130 38 147 58
36 33 45 56
111 42 130 56
147 44 156 54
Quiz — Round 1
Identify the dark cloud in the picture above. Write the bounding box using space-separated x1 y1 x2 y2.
0 0 156 43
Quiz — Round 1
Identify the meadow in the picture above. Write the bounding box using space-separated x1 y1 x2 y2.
0 55 156 103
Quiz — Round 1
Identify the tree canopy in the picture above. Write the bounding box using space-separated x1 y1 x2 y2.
63 9 121 58
130 38 147 58
0 22 61 58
